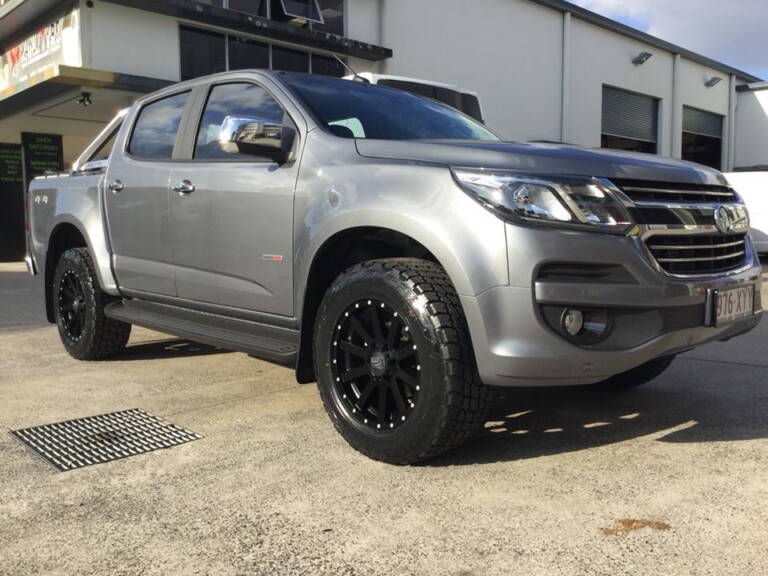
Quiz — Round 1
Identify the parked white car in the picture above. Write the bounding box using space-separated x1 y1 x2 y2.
343 72 484 123
725 172 768 254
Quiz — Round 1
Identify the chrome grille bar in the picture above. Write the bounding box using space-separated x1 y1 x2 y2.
655 251 746 263
622 186 734 198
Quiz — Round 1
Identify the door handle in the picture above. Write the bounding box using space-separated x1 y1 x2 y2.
108 180 124 193
173 180 196 195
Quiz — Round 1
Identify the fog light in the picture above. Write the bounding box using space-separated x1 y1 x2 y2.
562 309 584 336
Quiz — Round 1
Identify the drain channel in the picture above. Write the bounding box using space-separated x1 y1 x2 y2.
10 409 200 471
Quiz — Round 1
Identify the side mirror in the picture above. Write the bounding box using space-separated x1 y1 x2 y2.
219 115 296 163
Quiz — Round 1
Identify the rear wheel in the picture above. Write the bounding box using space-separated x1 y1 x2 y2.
313 258 491 464
53 248 131 360
588 355 676 392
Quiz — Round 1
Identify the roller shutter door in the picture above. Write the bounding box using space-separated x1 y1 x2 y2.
683 106 723 137
602 86 658 143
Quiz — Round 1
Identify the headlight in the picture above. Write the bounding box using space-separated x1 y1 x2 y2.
452 169 633 234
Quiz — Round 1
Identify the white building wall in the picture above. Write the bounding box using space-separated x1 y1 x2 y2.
80 1 181 82
677 59 730 115
348 0 565 142
348 0 739 165
568 18 674 154
734 88 768 170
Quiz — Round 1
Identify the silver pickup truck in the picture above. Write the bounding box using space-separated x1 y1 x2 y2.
26 70 763 464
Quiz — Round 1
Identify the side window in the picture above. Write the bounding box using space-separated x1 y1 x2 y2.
89 123 122 163
328 118 365 138
128 91 190 160
195 83 286 160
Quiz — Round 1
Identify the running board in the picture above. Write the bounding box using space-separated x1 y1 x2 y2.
104 299 298 365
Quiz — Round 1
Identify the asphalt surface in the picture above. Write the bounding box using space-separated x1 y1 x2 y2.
1 260 767 576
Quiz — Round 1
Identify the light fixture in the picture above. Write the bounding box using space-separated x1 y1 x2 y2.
705 76 722 88
632 51 653 66
76 92 92 107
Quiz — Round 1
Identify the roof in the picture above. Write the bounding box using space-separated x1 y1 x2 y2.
736 82 768 93
529 0 763 83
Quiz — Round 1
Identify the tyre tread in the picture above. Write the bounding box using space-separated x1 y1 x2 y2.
315 258 492 463
56 248 130 360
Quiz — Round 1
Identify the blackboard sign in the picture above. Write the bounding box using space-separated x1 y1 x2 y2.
0 143 25 261
21 132 64 185
0 143 22 183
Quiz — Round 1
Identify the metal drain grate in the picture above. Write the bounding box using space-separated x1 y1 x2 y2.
10 409 200 471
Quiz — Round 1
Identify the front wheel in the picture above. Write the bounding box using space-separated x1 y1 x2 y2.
313 258 491 464
53 248 131 360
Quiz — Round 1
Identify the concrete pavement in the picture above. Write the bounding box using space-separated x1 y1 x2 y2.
1 261 767 576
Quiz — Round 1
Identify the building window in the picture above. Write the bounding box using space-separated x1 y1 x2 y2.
601 85 659 154
682 106 723 170
272 45 310 72
311 53 345 77
280 0 324 23
228 36 270 70
193 0 341 31
180 26 225 81
228 0 267 17
181 25 345 80
314 0 344 35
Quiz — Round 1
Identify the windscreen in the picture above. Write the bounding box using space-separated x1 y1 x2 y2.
282 74 499 141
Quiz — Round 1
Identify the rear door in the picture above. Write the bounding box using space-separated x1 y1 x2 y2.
104 90 192 295
168 80 297 315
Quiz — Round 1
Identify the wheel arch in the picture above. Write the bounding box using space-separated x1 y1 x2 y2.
44 222 90 323
295 226 466 383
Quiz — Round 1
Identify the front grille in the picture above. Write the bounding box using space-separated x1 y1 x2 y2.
646 234 747 275
612 179 736 204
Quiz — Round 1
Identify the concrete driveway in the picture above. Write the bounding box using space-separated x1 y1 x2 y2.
1 261 767 576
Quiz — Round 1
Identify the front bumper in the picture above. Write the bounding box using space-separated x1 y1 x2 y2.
463 225 763 387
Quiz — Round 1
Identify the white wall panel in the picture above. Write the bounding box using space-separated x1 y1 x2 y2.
348 0 564 142
83 2 181 82
734 89 768 170
568 18 674 154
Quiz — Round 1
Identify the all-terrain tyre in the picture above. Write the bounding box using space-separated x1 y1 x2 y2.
587 355 676 392
314 258 492 464
52 248 131 360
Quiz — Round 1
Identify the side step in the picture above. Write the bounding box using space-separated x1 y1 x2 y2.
104 299 299 365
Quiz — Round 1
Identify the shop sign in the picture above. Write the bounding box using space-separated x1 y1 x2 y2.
21 133 64 185
0 10 81 98
0 144 23 184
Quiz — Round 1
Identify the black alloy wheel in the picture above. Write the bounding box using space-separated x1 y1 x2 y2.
314 258 492 464
330 298 421 431
58 269 88 341
53 248 131 360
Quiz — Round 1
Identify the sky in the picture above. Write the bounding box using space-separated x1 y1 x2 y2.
567 0 768 81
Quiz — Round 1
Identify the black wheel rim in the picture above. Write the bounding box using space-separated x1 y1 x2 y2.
58 270 87 341
330 299 421 430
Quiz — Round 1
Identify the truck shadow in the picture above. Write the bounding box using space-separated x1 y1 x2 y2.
119 338 230 361
431 357 768 466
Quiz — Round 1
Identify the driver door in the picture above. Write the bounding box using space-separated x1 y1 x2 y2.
169 81 296 316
